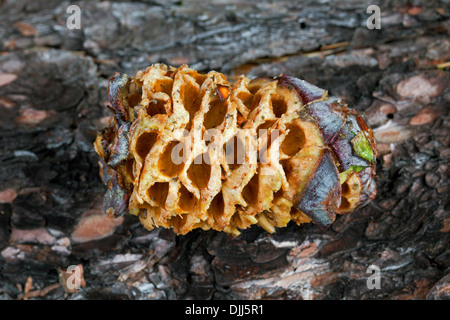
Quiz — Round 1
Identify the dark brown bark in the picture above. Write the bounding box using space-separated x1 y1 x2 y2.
0 0 449 300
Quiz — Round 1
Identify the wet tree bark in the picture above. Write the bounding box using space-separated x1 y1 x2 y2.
0 0 449 300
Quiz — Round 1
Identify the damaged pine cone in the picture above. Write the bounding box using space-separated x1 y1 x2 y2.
94 64 376 236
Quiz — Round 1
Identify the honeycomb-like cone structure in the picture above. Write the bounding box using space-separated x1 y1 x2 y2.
94 64 376 236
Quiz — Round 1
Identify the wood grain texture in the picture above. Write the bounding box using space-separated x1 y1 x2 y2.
0 0 448 300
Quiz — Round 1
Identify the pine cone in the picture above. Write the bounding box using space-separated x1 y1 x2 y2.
94 64 376 236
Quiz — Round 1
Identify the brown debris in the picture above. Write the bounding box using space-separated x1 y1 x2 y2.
13 22 38 37
215 84 230 101
409 105 445 125
374 126 414 144
440 218 450 233
17 277 60 300
427 274 450 300
0 96 16 108
10 228 56 245
0 73 17 87
394 279 433 300
396 73 447 103
0 189 18 203
71 213 124 243
16 107 53 125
